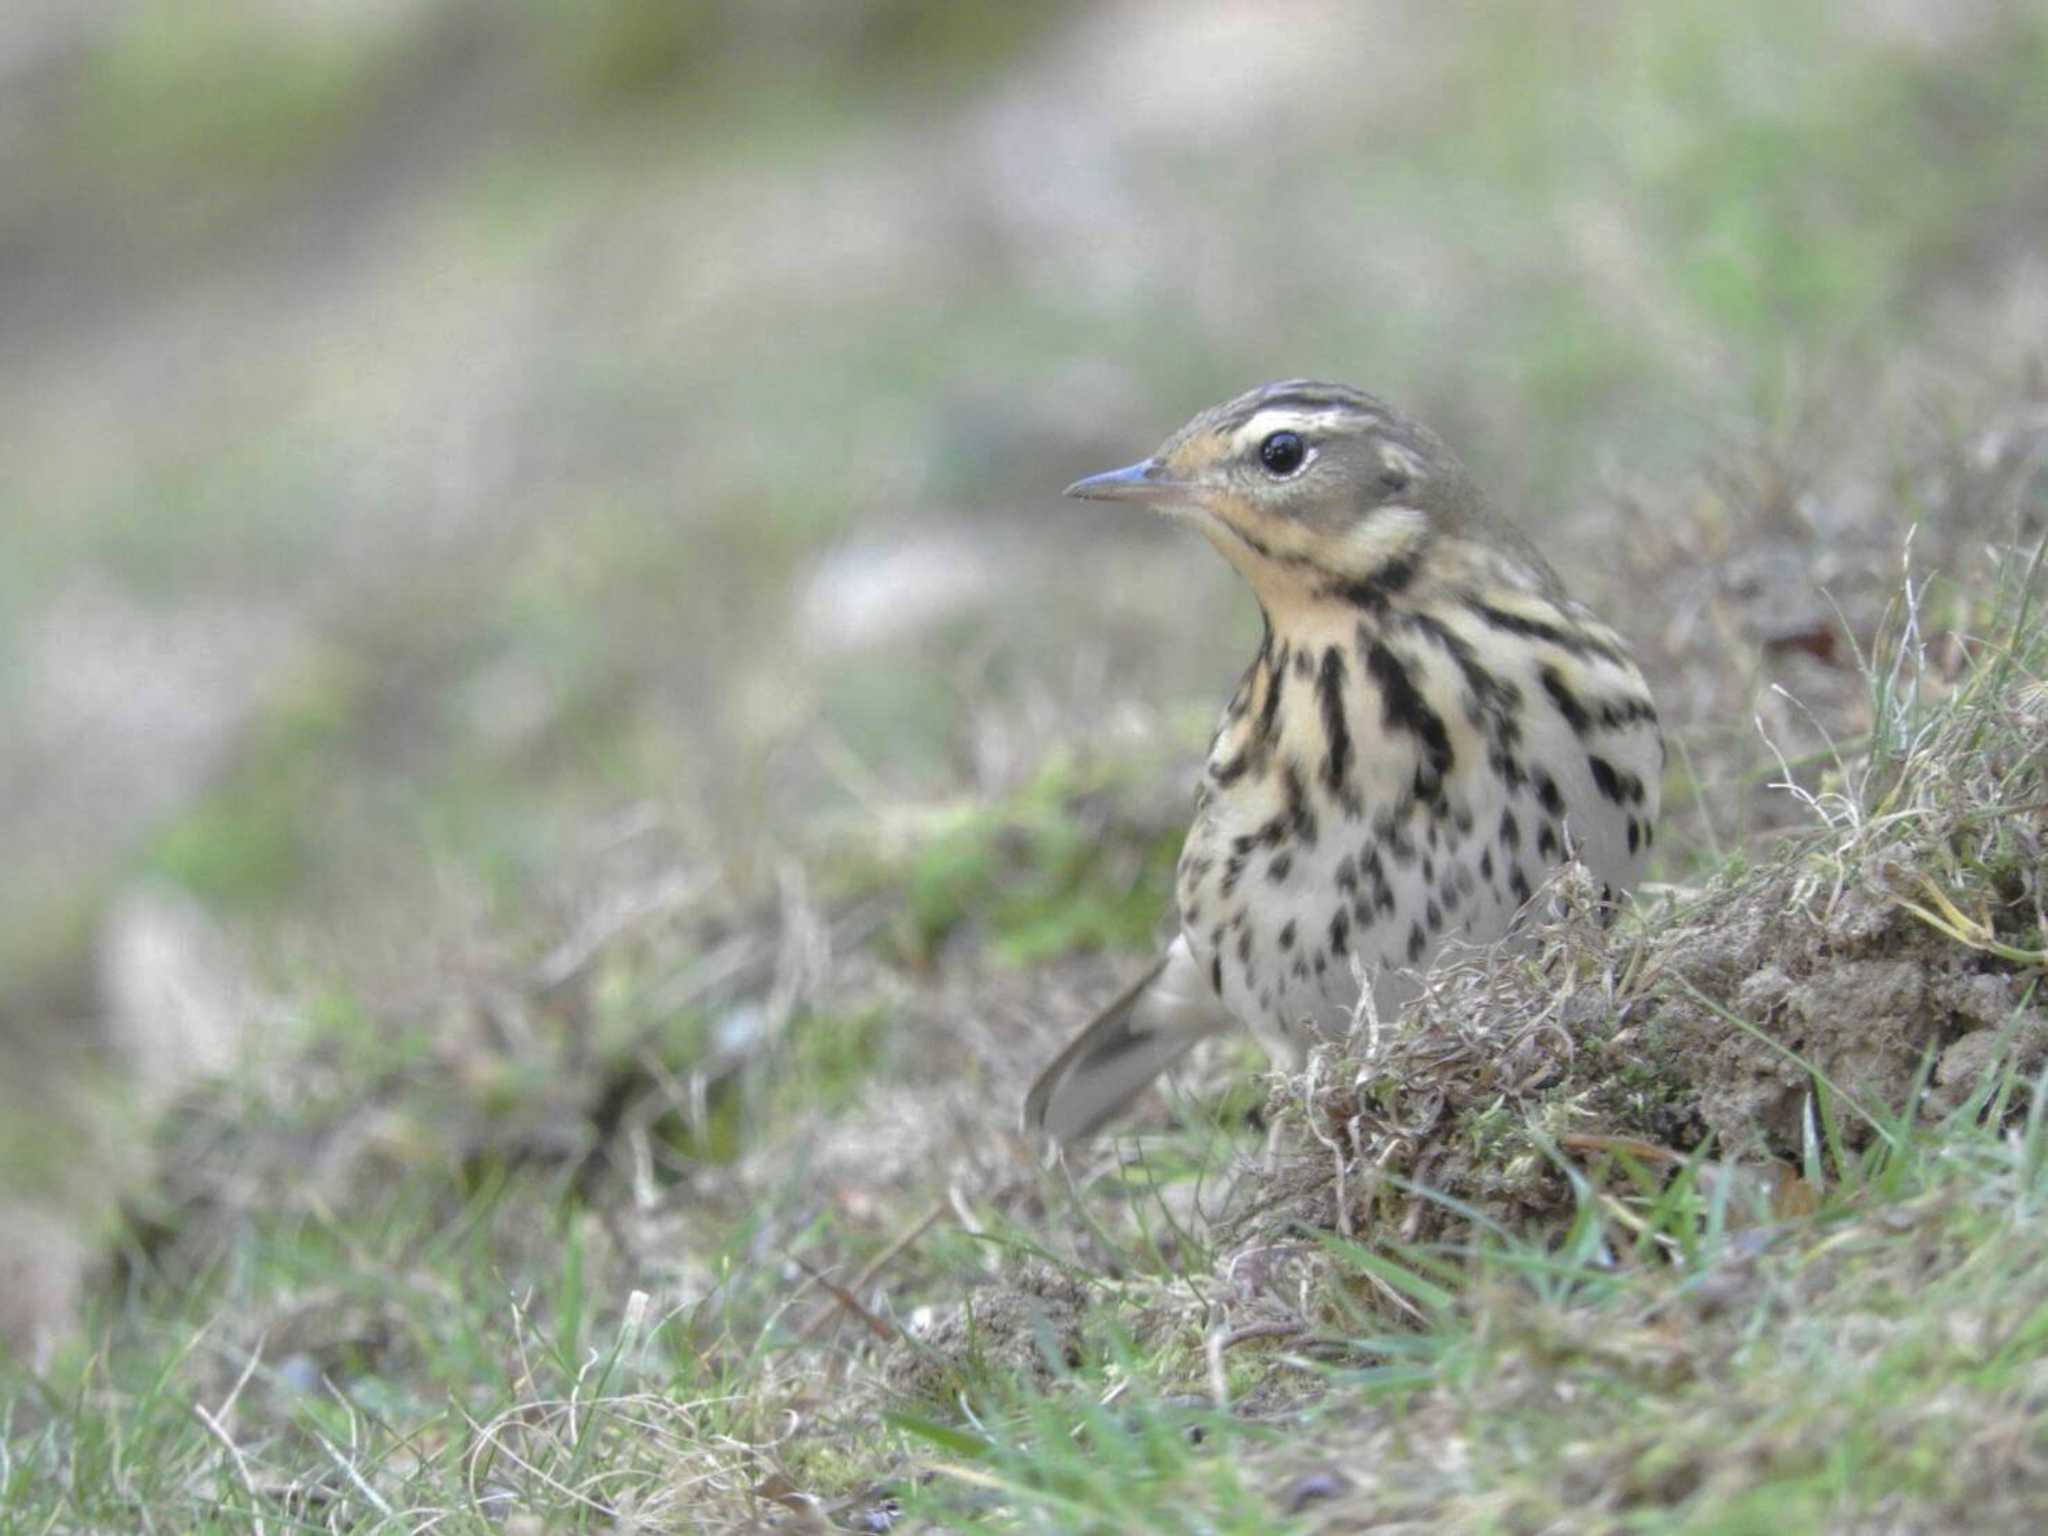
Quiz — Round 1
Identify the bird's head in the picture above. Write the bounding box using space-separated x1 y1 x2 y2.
1066 380 1500 611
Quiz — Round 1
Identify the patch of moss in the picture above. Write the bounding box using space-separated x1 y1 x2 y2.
775 1006 890 1119
140 652 369 912
892 759 1181 969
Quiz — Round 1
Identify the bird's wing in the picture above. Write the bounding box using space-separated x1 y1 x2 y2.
1022 934 1239 1143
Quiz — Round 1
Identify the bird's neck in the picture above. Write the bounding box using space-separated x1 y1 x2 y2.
1203 517 1436 629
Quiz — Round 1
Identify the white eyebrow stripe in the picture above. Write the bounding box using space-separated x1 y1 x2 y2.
1230 407 1349 451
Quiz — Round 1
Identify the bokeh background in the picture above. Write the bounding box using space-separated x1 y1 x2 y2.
5 0 2048 1382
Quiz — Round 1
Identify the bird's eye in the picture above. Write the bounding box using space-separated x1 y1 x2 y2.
1258 431 1307 476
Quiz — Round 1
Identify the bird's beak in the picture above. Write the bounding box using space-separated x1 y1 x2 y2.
1063 458 1185 505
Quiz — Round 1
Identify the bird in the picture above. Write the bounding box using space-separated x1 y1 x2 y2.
1023 380 1663 1142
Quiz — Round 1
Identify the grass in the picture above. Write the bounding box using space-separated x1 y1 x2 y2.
884 755 1185 968
10 526 2048 1531
15 1113 2048 1531
893 1092 2048 1531
9 4 2048 1531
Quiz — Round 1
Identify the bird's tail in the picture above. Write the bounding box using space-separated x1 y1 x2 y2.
1023 935 1237 1143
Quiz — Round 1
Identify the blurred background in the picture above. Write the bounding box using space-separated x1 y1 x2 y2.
4 0 2047 1359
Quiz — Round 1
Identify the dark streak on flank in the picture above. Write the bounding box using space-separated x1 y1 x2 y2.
1467 599 1629 667
1224 668 1255 723
1407 610 1519 715
1540 664 1591 736
1362 635 1453 778
1587 754 1638 805
1597 695 1659 729
1281 760 1318 846
1317 646 1353 796
1254 647 1286 749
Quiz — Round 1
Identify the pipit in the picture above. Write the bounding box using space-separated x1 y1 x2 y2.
1025 381 1662 1141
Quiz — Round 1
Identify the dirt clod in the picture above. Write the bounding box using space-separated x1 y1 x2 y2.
885 1262 1093 1404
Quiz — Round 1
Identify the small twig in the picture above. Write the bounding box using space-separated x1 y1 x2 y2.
764 860 830 1037
1301 1047 1353 1239
784 1253 899 1343
191 1402 268 1536
532 871 713 997
307 1427 397 1521
797 1201 947 1341
644 899 888 1019
1561 1132 1682 1165
1222 1320 1308 1351
215 1334 265 1424
1204 1322 1230 1413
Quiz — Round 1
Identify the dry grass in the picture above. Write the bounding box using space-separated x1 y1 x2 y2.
6 9 2048 1527
7 389 2048 1532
